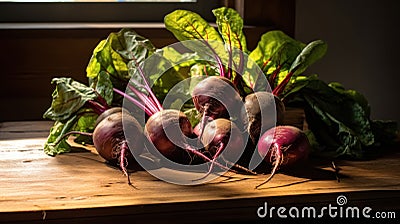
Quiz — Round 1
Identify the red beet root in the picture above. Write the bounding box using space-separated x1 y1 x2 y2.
256 125 310 188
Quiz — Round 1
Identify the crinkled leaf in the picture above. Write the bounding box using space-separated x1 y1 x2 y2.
154 47 200 100
42 78 100 156
43 77 97 121
86 39 106 79
44 120 75 156
329 82 370 117
43 110 97 156
116 29 156 63
86 31 128 85
86 28 155 102
43 29 158 157
90 71 114 106
299 79 375 159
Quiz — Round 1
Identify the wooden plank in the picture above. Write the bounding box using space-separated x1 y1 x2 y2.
0 121 53 140
2 190 398 224
282 107 307 130
0 121 53 132
0 151 398 214
0 121 399 223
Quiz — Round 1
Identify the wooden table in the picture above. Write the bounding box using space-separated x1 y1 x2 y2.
0 121 399 223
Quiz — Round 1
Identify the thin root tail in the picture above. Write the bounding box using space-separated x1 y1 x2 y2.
255 146 282 189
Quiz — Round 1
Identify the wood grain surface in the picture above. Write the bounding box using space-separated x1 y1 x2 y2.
0 121 399 223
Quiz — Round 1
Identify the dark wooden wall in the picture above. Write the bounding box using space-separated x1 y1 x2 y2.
0 28 176 121
0 0 295 121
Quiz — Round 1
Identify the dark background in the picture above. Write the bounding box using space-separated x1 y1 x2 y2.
295 0 400 123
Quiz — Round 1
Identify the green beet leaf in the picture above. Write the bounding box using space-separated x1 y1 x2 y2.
272 40 327 97
212 7 251 94
296 78 376 159
213 7 247 73
164 9 228 75
164 9 223 43
249 30 305 74
149 47 198 103
213 7 247 54
86 28 155 103
43 29 156 156
44 109 97 156
289 40 328 76
90 70 114 106
43 77 97 121
42 77 101 156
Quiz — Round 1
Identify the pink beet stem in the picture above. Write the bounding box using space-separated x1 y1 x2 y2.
127 84 159 114
272 71 294 96
130 54 163 111
261 58 271 71
94 91 111 111
113 88 154 116
269 64 282 88
201 39 226 78
86 100 108 115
